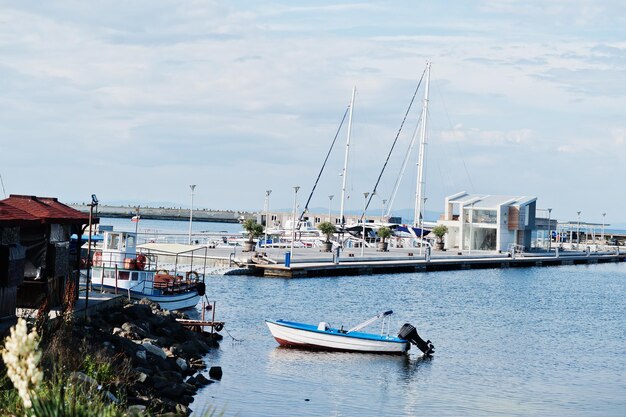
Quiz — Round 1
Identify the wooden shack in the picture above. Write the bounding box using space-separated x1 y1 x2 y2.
0 195 94 332
0 202 38 335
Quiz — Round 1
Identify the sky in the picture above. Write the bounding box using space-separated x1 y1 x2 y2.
1 1 625 225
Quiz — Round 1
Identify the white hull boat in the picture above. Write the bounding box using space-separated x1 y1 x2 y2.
266 311 434 355
89 230 205 311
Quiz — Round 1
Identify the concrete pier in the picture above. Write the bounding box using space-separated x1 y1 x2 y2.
250 251 625 278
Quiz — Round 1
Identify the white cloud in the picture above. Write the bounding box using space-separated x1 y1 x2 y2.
0 1 625 222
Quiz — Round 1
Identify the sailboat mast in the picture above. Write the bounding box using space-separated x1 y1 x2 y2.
413 62 431 228
339 86 356 228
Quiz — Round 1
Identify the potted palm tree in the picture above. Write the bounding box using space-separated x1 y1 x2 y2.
431 224 448 251
376 227 392 252
242 218 264 252
317 221 336 252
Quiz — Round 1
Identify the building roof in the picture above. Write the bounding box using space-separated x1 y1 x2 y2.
0 202 39 226
0 195 93 225
446 192 536 209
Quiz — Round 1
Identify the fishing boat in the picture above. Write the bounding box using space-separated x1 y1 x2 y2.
89 230 205 310
266 311 434 355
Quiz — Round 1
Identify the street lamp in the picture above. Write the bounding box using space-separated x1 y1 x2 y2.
290 186 300 259
547 208 552 251
361 192 370 257
602 212 606 244
188 185 196 244
328 195 334 222
381 199 387 221
264 190 272 248
577 211 581 249
84 194 98 319
468 202 475 256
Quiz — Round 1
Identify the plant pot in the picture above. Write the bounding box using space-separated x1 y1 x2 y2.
435 242 444 251
377 242 389 252
243 241 256 252
321 242 333 252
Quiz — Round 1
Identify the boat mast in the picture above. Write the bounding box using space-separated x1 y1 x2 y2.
339 86 356 228
413 62 431 228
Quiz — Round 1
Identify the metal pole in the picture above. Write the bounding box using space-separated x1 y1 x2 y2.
602 212 606 244
290 186 300 258
419 197 427 256
381 199 387 222
468 203 474 256
361 192 369 257
84 194 98 319
547 208 552 251
264 190 272 249
188 185 196 244
328 195 334 222
577 211 581 249
339 87 356 230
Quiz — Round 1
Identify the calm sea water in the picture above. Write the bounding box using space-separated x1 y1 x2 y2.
105 219 626 416
189 264 625 417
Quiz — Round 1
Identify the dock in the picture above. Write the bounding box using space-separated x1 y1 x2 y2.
250 251 626 278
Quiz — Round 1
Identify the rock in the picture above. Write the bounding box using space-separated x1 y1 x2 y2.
127 405 146 416
175 358 188 372
181 382 197 395
122 322 148 340
160 383 186 399
209 366 223 380
110 310 127 323
69 371 98 388
185 376 197 386
112 327 124 336
176 403 190 415
136 350 147 361
195 373 213 386
142 342 167 359
124 303 152 320
135 371 148 383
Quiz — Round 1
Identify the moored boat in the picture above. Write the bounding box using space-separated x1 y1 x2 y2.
89 230 205 311
266 311 434 355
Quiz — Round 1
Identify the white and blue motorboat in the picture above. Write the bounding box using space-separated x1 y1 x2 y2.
266 311 434 355
88 230 205 311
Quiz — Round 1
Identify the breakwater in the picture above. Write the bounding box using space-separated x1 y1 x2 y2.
70 204 255 223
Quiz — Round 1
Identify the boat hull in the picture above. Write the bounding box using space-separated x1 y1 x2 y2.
266 320 409 354
91 283 200 311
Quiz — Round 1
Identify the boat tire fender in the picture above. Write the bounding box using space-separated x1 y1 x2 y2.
135 254 147 270
196 282 206 296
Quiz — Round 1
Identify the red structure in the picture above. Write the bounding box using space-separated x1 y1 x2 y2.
0 195 96 335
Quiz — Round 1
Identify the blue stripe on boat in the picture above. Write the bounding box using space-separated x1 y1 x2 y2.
266 319 407 343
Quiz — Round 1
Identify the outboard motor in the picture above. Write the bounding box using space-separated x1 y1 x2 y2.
398 323 434 356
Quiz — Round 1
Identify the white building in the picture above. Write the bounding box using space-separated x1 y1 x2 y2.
438 192 537 252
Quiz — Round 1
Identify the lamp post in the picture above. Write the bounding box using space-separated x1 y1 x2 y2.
361 192 370 257
290 186 300 259
84 194 98 320
547 208 552 251
264 190 272 248
328 195 334 222
576 211 581 249
602 212 606 244
468 202 475 256
381 199 387 221
188 185 196 244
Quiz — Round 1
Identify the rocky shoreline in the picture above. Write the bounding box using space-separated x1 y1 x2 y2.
61 298 223 416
